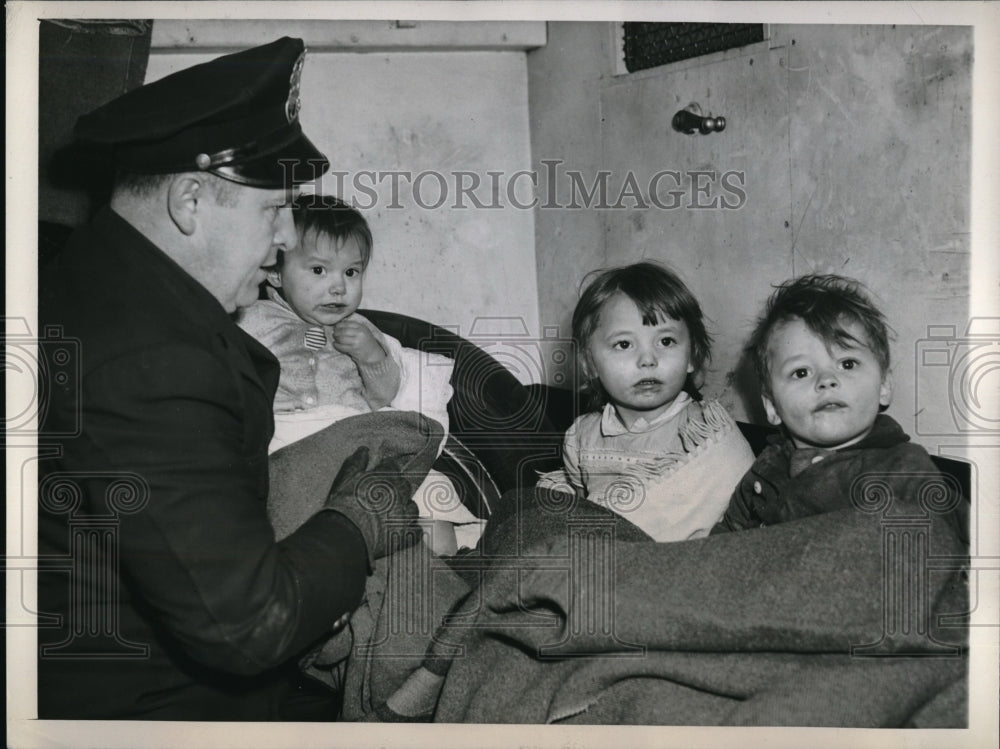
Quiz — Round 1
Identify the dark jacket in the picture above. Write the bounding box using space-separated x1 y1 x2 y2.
37 208 368 719
713 415 964 534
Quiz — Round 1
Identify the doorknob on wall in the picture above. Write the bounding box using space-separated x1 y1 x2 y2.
672 103 726 135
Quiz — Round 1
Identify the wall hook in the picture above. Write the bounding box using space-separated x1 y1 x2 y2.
672 103 726 135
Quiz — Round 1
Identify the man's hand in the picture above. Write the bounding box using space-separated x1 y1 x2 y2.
332 320 386 366
323 446 421 564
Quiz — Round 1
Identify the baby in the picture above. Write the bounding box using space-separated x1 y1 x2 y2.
713 273 966 535
539 261 755 542
238 194 481 550
238 193 402 429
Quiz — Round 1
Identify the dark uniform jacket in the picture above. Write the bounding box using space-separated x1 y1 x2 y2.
37 208 369 719
713 415 966 535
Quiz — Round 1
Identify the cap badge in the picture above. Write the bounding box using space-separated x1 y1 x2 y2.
286 49 305 123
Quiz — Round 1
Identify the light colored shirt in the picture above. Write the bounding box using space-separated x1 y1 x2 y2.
237 288 400 414
542 396 755 542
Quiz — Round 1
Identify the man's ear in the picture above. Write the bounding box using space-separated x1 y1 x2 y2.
879 371 894 409
166 174 203 236
761 393 783 426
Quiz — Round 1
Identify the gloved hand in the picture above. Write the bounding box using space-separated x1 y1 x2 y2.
323 446 421 566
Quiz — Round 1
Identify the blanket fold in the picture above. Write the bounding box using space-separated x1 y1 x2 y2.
266 409 465 720
272 428 969 727
301 537 472 720
267 410 445 541
425 489 968 726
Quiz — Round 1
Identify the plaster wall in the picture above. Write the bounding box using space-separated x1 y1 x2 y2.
142 21 974 453
145 40 540 377
529 22 972 456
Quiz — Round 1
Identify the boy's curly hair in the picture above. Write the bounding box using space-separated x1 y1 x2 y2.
572 261 712 406
748 274 894 394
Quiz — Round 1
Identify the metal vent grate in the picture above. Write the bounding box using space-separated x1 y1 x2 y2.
623 22 765 73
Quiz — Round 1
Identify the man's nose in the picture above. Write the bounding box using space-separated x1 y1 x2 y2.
273 205 297 252
260 245 280 267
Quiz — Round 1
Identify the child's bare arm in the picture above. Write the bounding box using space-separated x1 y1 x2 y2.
332 320 401 410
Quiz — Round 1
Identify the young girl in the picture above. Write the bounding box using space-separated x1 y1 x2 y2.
539 261 755 542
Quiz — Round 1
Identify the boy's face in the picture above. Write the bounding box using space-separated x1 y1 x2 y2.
585 292 694 429
761 316 892 450
268 231 365 326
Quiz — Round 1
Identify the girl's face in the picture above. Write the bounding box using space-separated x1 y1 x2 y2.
585 292 695 429
267 232 365 326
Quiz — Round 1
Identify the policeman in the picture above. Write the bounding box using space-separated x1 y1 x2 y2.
38 37 417 720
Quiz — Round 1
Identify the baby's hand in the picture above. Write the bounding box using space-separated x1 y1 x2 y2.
332 320 386 365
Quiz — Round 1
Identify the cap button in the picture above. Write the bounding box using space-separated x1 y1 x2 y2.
195 153 212 170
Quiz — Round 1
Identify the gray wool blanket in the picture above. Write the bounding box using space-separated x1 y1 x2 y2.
270 423 968 726
382 489 969 726
266 410 470 719
267 410 445 542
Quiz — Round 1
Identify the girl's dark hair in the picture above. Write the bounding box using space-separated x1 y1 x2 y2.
747 273 893 395
276 193 373 268
572 261 712 406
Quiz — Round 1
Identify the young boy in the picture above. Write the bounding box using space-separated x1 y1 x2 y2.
238 193 402 422
713 274 965 534
237 194 481 551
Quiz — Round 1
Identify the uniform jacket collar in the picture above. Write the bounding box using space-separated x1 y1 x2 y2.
97 207 233 331
95 207 278 395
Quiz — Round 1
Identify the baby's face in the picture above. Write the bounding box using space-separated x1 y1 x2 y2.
269 232 365 326
762 317 891 450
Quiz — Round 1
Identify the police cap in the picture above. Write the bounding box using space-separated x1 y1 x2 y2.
74 37 329 188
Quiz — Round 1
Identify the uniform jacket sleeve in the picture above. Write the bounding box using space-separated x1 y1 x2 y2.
71 339 369 676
